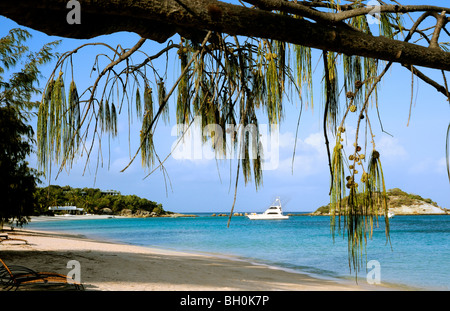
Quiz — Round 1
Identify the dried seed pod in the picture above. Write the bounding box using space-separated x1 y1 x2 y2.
349 155 355 161
356 146 362 152
372 150 380 159
349 105 357 112
346 91 355 99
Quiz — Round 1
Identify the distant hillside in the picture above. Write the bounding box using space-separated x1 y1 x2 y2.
34 185 167 217
313 188 448 216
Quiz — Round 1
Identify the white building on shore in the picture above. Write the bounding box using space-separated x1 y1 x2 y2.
48 206 84 215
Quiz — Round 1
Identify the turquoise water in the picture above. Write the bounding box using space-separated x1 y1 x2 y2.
25 214 450 290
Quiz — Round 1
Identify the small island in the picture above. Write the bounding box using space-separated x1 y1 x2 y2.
312 188 448 216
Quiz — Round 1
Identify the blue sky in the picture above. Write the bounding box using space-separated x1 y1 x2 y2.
1 3 449 213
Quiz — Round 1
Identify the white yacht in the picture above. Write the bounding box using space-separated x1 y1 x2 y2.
388 211 395 218
247 198 289 220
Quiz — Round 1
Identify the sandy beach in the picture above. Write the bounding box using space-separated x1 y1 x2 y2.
0 221 398 291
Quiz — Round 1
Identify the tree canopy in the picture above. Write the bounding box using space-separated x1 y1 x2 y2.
0 106 38 227
0 28 58 227
1 0 450 273
35 185 165 216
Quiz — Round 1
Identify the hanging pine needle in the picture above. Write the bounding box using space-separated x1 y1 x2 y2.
330 131 346 239
323 51 338 132
68 80 80 148
141 84 155 167
294 44 313 108
50 72 67 162
37 79 54 170
98 99 104 132
110 102 117 136
144 84 153 121
367 150 389 241
177 42 190 125
104 99 110 132
136 87 142 119
157 78 169 123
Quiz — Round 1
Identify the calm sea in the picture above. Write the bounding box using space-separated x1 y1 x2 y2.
24 214 450 290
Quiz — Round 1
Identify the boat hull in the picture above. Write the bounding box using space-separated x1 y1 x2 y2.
247 197 289 220
247 214 289 220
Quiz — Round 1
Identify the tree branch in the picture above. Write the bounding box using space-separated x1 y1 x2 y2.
402 65 449 96
429 11 448 50
333 4 450 22
2 0 450 71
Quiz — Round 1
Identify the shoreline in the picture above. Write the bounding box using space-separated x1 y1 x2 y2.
0 224 405 291
25 212 450 222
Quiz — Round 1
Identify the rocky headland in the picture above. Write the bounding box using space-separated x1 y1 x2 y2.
312 188 448 216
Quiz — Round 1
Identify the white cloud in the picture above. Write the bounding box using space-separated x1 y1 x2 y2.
376 136 408 160
274 131 328 177
278 131 296 149
303 132 327 156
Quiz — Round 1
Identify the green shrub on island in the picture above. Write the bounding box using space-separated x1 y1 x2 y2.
387 188 438 208
34 185 165 216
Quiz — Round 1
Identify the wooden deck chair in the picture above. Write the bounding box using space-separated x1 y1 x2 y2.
0 233 28 245
0 258 84 291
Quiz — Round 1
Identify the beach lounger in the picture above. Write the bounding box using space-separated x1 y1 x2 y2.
0 258 84 291
0 233 28 245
